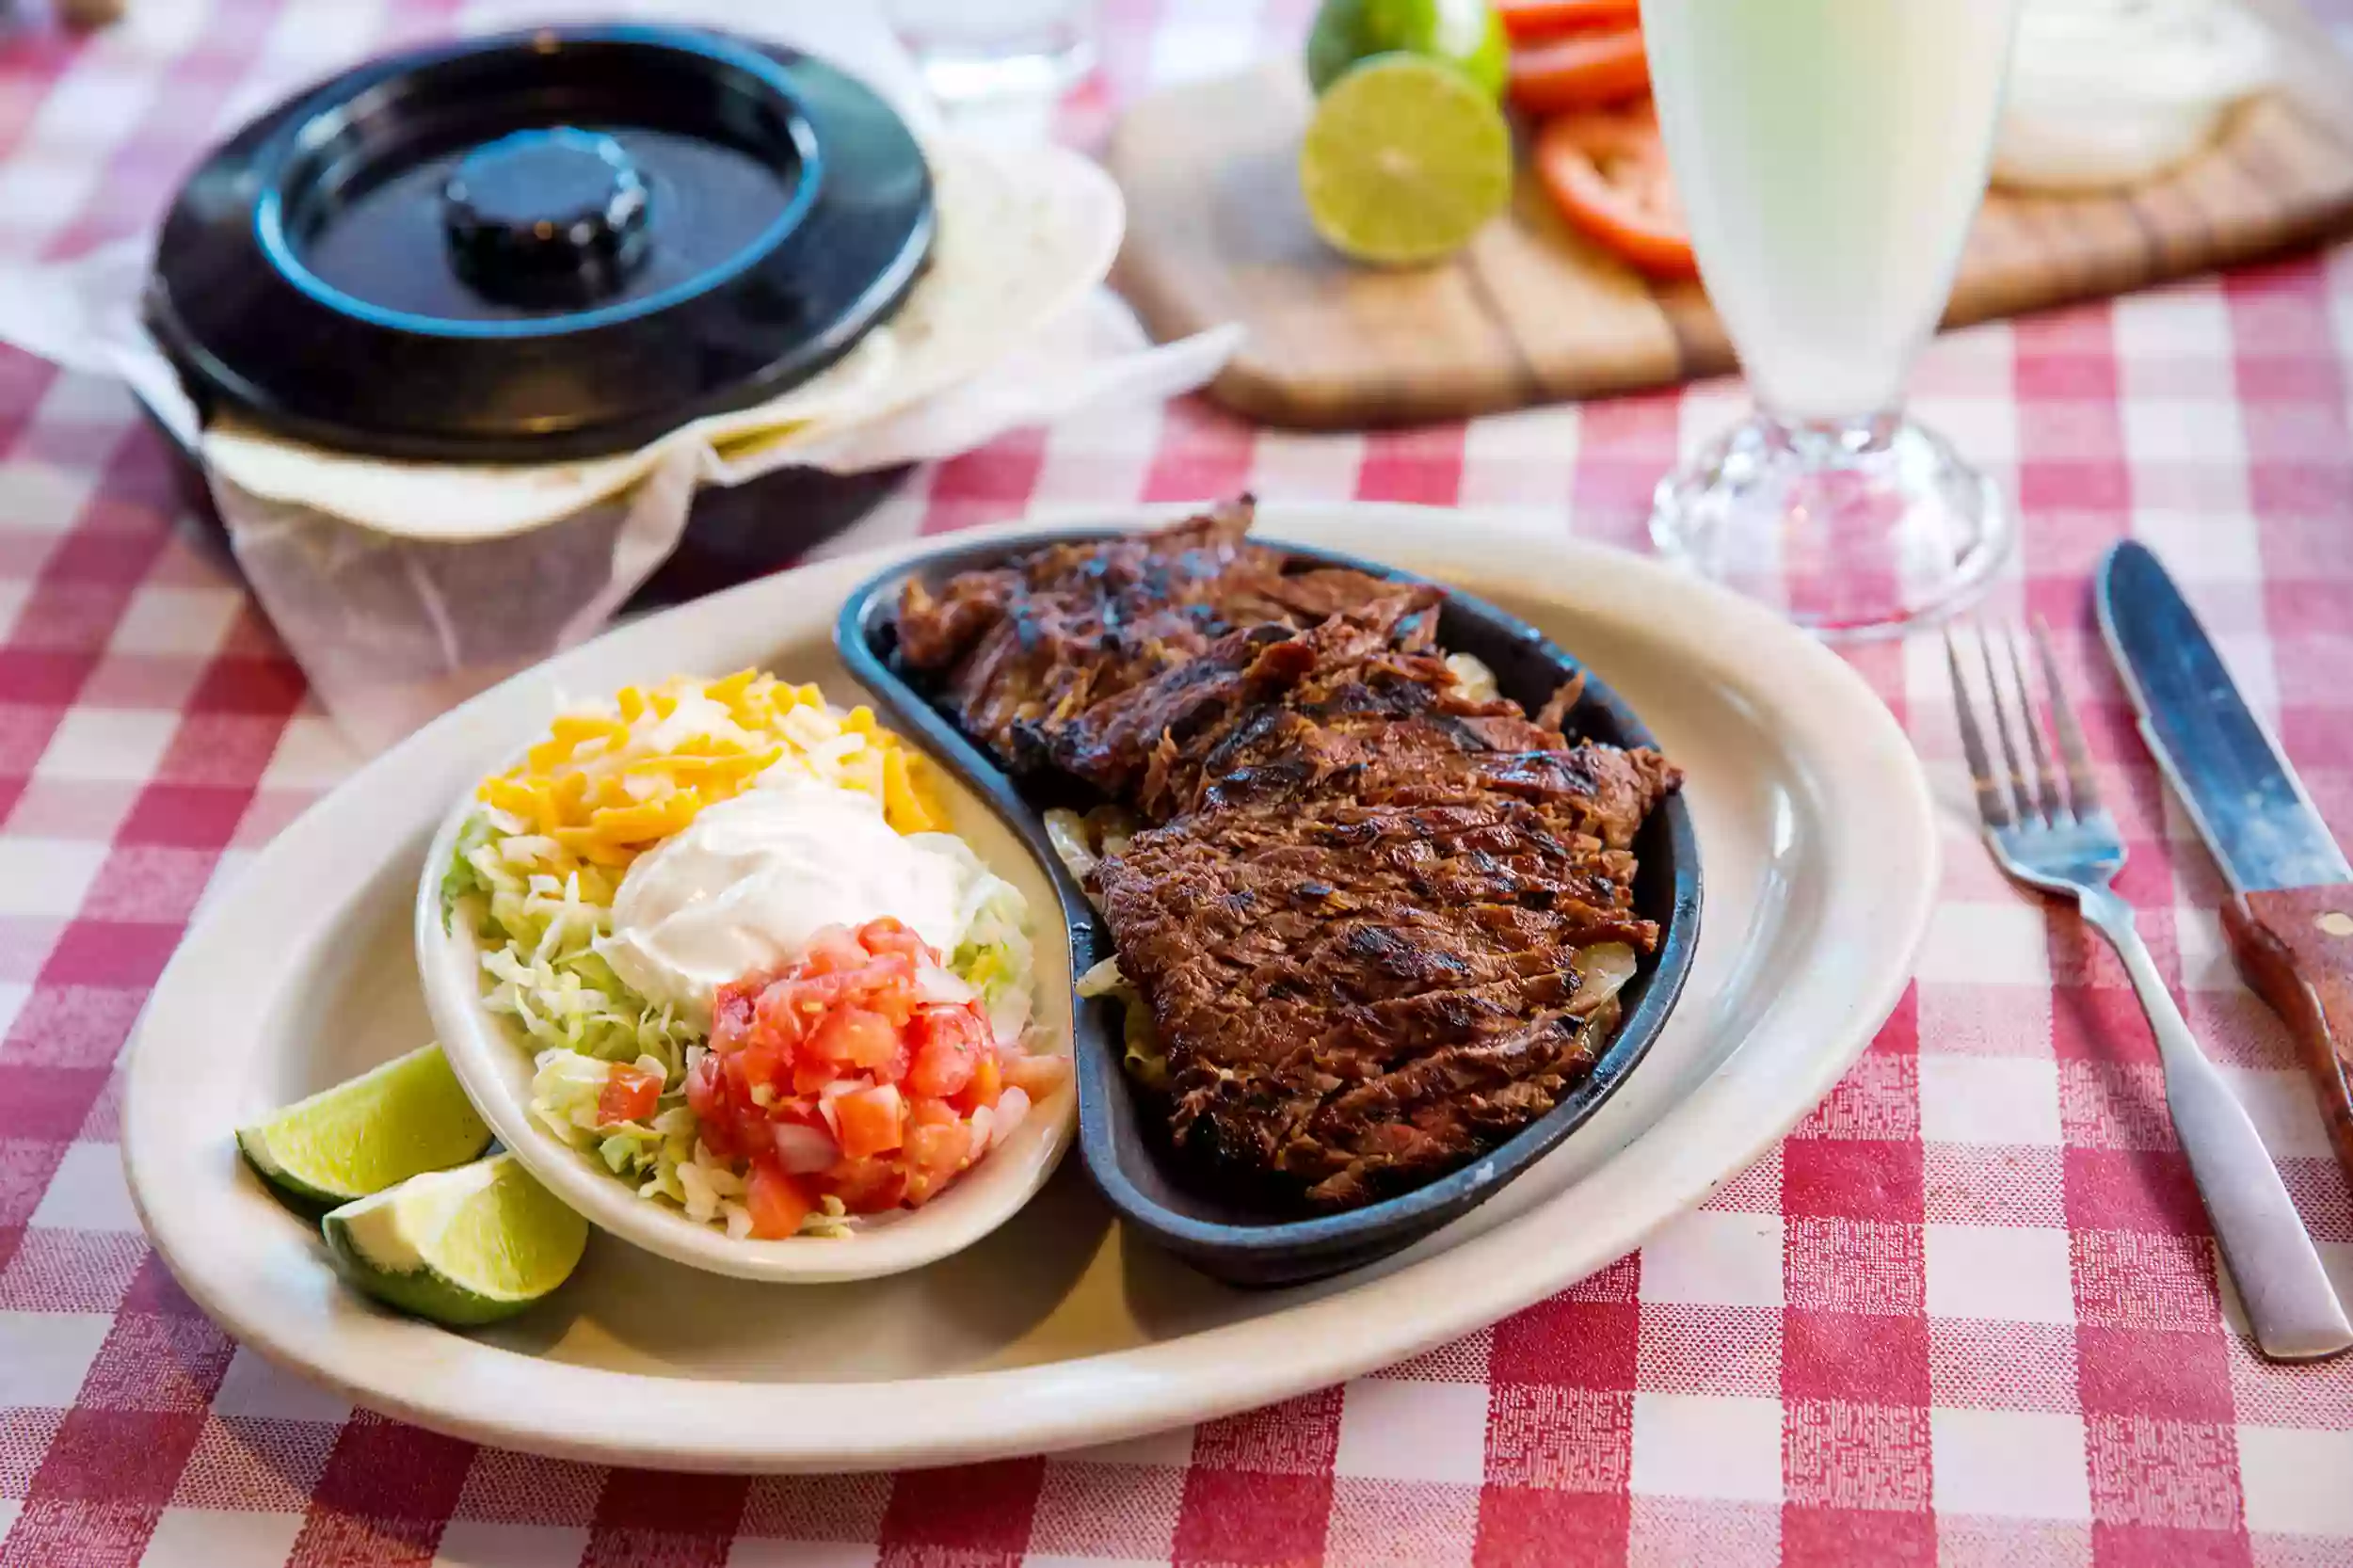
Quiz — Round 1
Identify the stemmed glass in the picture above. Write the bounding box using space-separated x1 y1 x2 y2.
1639 0 2025 637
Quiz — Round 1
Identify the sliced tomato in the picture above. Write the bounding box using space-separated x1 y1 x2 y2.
909 1095 962 1128
862 954 919 1013
1497 0 1640 41
597 1063 662 1125
835 1082 905 1160
951 1051 1003 1114
798 923 868 977
744 1156 812 1240
901 1118 970 1204
826 1156 908 1214
856 917 930 962
749 979 813 1048
737 1038 786 1097
808 1005 901 1072
1506 25 1649 115
1532 104 1698 279
710 984 758 1053
906 1005 987 1098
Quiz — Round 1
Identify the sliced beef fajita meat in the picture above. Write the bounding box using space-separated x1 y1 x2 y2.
1093 789 1666 1207
893 499 1438 777
895 500 1684 1213
1076 613 1675 842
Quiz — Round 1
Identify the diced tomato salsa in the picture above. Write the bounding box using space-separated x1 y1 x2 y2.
691 918 1066 1238
596 1062 664 1126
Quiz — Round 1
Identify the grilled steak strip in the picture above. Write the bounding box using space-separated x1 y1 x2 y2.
1092 793 1660 1207
895 498 1440 779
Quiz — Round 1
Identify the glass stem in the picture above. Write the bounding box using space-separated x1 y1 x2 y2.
1756 408 1906 465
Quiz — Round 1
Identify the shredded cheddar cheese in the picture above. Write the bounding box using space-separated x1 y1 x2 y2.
476 671 943 891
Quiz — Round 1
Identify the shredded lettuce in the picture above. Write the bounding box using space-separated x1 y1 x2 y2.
916 831 1038 1046
526 1048 855 1238
444 808 693 1077
440 811 498 917
950 884 1035 1045
529 1049 689 1173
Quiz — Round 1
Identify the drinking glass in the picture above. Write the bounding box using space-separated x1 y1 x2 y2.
1640 0 2024 637
886 0 1097 105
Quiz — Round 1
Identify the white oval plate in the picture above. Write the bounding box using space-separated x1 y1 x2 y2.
418 743 1079 1284
122 503 1936 1472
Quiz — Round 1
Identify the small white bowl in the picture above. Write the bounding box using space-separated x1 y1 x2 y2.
414 752 1078 1285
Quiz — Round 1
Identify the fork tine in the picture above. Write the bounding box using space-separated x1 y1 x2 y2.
1975 623 2041 826
1945 628 2013 830
2030 616 2105 818
2002 627 2070 824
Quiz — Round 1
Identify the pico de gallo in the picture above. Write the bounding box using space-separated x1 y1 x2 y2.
690 919 1069 1237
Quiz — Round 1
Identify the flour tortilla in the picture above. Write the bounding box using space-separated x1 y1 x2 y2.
199 137 1126 539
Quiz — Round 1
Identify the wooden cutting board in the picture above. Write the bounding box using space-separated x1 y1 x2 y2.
1110 0 2353 429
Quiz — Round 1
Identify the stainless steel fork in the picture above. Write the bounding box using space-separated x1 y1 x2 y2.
1945 621 2352 1363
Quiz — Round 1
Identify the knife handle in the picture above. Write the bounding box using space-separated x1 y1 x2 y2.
2223 884 2353 1183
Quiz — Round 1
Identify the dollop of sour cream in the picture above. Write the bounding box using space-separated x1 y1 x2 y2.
596 781 968 1026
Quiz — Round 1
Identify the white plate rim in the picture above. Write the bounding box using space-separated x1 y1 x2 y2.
121 501 1937 1472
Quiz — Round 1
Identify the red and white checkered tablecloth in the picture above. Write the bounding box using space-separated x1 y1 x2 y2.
4 0 2353 1562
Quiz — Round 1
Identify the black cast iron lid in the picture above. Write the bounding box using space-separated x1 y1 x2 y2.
144 25 934 462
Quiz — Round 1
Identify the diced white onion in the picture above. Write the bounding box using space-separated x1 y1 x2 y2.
772 1121 840 1175
992 1086 1032 1146
1444 652 1500 703
1044 808 1097 885
914 964 979 1006
1570 943 1638 1017
1076 957 1128 999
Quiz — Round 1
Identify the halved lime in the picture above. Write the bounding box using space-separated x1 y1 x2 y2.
1300 54 1514 266
1306 0 1508 99
236 1044 491 1214
322 1153 587 1327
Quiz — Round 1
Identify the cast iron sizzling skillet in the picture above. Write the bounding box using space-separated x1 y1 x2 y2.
836 531 1702 1286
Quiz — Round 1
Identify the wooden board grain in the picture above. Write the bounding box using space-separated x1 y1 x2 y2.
1112 0 2353 429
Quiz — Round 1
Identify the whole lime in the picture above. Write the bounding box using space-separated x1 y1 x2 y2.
1305 0 1508 99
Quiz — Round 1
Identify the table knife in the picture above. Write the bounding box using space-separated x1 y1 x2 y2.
2097 540 2353 1193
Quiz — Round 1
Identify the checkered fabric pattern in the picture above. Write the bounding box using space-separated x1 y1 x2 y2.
2 0 2351 1563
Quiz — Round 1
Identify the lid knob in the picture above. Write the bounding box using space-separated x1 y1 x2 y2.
442 127 651 306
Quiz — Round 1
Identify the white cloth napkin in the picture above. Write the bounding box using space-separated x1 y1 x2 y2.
0 0 1240 751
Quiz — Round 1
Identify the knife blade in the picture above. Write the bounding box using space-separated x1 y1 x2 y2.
2097 540 2351 893
2097 538 2353 1187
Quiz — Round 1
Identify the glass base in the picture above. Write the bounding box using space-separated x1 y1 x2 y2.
915 37 1094 104
1649 410 2013 640
889 0 1096 105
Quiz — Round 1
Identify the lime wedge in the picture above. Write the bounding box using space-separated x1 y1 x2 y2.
1306 0 1508 99
236 1044 492 1214
1300 54 1514 266
322 1153 587 1327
